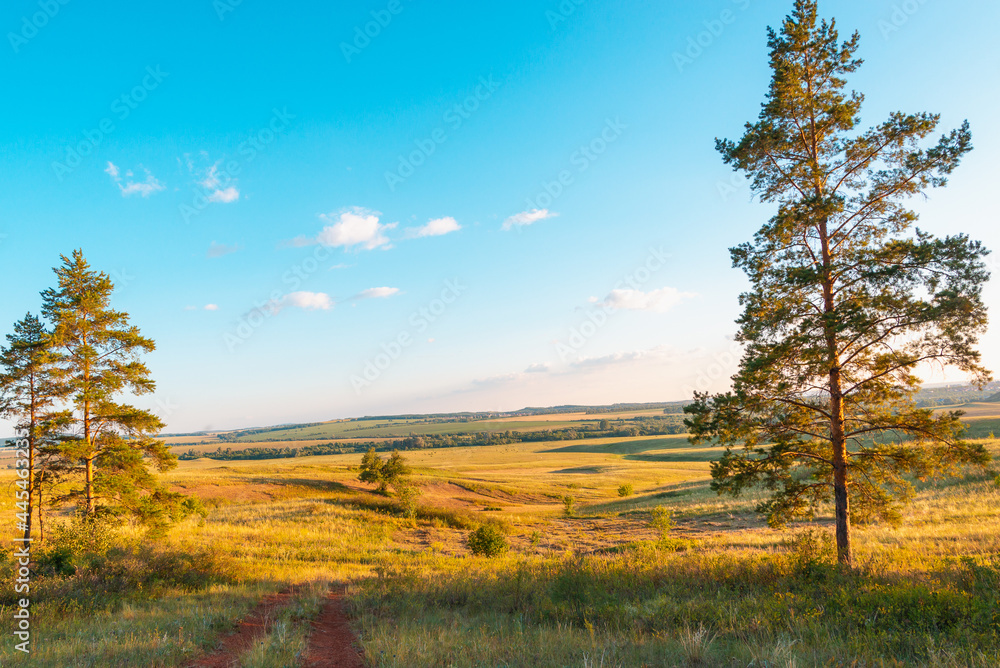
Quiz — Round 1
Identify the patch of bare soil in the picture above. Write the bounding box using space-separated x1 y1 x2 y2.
301 587 365 668
186 587 300 668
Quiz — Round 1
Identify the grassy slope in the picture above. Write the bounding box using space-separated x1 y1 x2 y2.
2 435 998 666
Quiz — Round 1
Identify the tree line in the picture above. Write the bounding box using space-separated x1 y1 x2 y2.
1 251 195 542
179 420 691 461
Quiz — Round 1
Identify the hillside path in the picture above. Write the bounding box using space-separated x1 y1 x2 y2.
186 587 300 668
301 586 365 667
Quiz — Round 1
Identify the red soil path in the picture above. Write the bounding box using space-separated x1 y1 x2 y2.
186 587 300 668
301 587 365 667
185 584 364 668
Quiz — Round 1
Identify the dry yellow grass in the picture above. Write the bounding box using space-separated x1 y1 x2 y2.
1 434 997 666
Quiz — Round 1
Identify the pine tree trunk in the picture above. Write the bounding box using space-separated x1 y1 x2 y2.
24 431 33 544
84 389 95 515
37 473 45 543
24 383 36 544
86 456 95 515
819 216 853 566
829 368 853 566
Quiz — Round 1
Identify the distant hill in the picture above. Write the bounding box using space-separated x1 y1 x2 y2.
916 381 1000 407
986 392 1000 403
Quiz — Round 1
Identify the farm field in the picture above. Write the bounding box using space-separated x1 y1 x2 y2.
158 406 688 447
3 432 999 666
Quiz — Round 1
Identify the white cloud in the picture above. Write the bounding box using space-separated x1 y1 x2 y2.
502 209 558 231
354 287 400 300
105 161 165 198
204 304 220 311
281 292 333 311
315 208 396 250
200 164 221 189
187 158 240 204
570 345 679 369
525 363 551 373
207 242 240 258
405 217 461 238
598 287 696 313
282 236 315 249
208 187 240 203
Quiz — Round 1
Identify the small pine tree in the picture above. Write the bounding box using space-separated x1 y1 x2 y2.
0 313 69 542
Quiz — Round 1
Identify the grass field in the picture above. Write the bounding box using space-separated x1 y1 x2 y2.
2 428 999 666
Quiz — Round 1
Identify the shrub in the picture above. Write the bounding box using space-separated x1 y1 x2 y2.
789 528 836 568
618 483 634 497
649 506 675 535
395 482 421 521
562 496 575 517
467 524 509 557
36 545 77 577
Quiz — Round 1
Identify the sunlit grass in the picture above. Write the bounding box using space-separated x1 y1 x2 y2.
0 434 996 666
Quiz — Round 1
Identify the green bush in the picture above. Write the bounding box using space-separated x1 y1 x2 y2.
36 546 77 577
649 505 675 534
395 482 421 521
467 524 509 557
562 496 575 516
617 483 634 497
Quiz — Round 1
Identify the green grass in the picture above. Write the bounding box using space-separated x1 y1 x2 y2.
1 433 997 666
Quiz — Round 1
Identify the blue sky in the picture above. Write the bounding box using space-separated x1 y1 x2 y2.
2 0 998 434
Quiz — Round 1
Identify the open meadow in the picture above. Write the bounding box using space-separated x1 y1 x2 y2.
5 1 1000 665
3 427 999 667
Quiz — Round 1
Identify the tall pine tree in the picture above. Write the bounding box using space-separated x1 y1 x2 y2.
41 250 176 518
686 1 991 565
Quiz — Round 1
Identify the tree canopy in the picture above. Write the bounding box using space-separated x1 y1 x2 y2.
685 0 991 565
41 250 176 518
